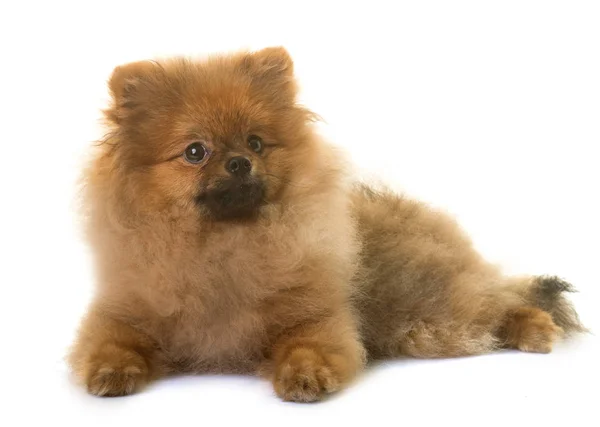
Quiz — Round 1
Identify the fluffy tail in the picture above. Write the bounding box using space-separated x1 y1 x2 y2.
529 275 587 334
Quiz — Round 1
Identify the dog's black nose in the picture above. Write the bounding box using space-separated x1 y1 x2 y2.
226 156 252 177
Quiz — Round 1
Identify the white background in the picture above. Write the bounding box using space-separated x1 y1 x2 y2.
1 1 598 426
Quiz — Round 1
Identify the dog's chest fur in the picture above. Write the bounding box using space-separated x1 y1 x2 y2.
106 206 357 372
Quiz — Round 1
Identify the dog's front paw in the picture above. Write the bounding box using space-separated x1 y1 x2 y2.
82 344 149 397
273 347 342 402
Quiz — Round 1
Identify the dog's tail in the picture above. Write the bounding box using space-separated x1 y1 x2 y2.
526 275 587 334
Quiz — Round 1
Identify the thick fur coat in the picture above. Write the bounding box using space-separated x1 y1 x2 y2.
69 47 584 402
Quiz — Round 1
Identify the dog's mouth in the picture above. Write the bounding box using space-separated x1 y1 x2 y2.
196 177 266 221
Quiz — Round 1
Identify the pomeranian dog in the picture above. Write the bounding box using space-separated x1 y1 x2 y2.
69 47 585 402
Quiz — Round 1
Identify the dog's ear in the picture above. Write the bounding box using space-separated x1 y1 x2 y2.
241 47 297 105
105 60 162 124
251 46 294 77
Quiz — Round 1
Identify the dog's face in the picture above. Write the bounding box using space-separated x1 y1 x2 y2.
104 48 316 221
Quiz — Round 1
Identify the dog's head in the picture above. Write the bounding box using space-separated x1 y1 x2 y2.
102 47 317 221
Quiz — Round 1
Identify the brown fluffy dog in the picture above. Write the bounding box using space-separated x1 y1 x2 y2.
69 47 585 402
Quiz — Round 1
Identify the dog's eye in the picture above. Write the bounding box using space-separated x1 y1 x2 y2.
248 135 263 153
184 142 207 164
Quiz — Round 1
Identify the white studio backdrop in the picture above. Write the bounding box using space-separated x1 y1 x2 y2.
0 1 598 426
